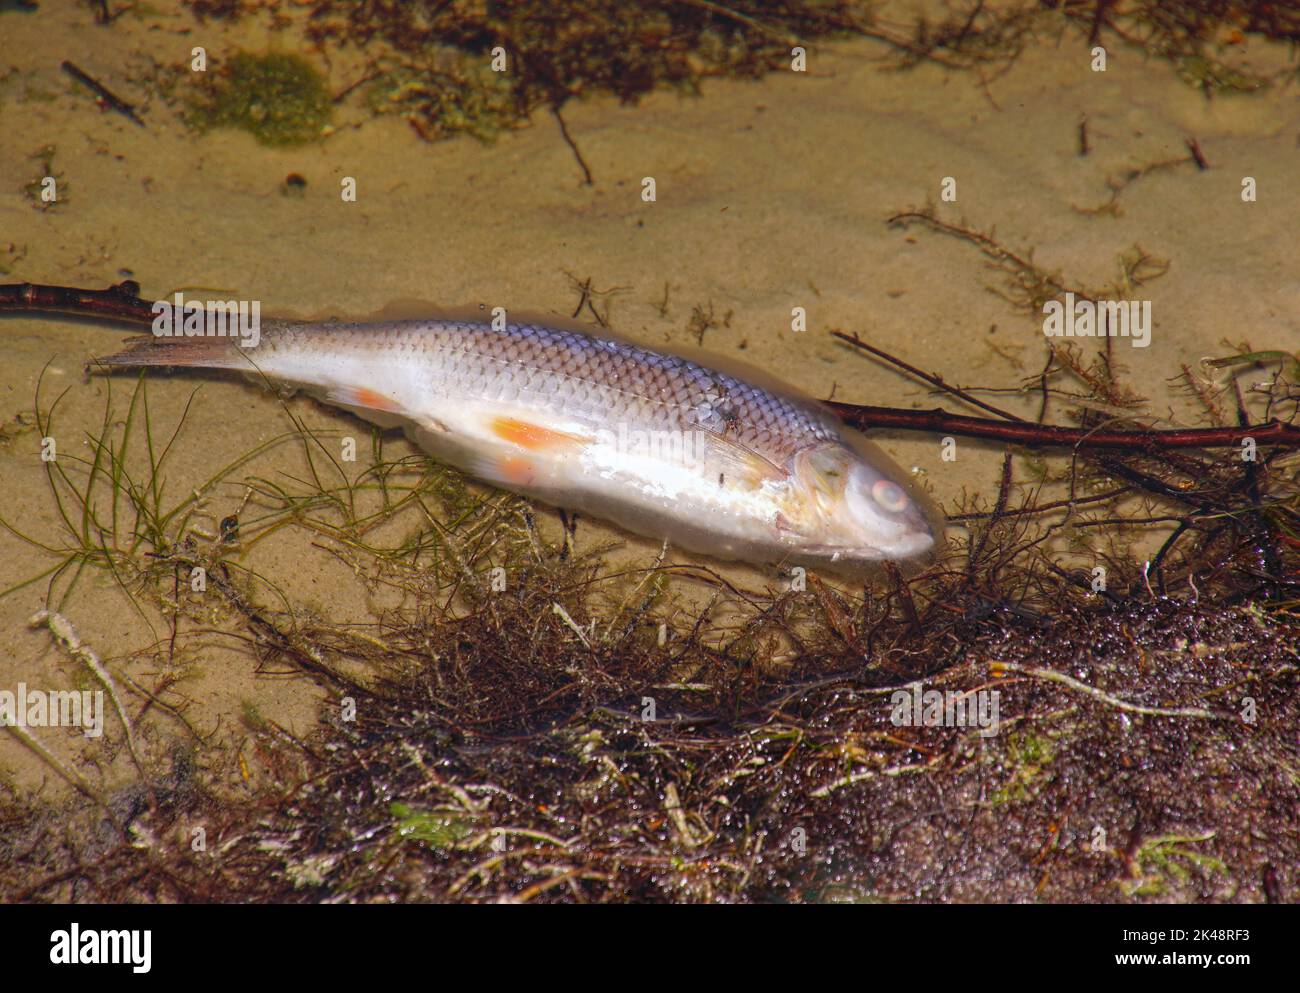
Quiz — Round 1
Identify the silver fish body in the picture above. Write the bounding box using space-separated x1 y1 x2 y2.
100 317 942 573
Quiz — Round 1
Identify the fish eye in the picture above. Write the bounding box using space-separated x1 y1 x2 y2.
871 478 910 514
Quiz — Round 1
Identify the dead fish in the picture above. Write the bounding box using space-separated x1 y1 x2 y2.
96 317 943 574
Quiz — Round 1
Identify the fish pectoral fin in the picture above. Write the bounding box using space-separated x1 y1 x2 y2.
488 415 591 453
702 434 788 489
325 384 405 414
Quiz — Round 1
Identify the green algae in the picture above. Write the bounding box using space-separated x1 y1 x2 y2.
186 52 331 146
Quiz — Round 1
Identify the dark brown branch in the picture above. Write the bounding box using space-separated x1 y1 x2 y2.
824 399 1300 450
827 327 1299 450
551 104 594 186
3 281 1298 451
61 60 145 127
0 280 156 326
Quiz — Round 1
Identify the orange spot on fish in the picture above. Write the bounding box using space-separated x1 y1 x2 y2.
329 384 402 413
490 416 584 451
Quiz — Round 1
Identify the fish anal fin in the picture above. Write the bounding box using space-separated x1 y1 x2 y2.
326 384 404 414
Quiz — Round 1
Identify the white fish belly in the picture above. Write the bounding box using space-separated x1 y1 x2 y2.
409 395 793 563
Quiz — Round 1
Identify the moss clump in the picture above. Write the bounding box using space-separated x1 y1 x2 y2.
365 60 517 143
187 52 331 145
1174 54 1268 94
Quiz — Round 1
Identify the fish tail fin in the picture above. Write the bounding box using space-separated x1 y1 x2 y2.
89 333 250 372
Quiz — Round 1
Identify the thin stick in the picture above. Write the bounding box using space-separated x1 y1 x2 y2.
822 399 1300 450
3 281 1298 451
990 660 1223 720
61 60 145 127
4 722 107 807
29 608 150 786
831 329 1025 421
551 105 593 186
0 280 156 326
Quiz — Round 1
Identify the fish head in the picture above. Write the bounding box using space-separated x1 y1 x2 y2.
785 442 940 566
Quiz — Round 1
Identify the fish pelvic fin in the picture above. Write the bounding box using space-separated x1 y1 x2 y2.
326 384 405 414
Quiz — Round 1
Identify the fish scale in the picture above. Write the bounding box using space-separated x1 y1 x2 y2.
256 319 844 463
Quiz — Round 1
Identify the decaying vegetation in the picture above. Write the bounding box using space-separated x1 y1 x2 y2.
167 1 1300 146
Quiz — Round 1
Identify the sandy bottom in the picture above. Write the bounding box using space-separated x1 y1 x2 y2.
0 5 1296 811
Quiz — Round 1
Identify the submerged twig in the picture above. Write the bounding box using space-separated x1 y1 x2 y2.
61 60 145 127
990 660 1224 720
551 105 593 186
3 281 1297 451
29 608 148 783
823 395 1300 450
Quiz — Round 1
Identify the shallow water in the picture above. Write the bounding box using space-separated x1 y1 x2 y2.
0 2 1296 879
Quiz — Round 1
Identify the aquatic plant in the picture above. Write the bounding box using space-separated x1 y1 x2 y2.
860 1 1293 94
185 51 332 146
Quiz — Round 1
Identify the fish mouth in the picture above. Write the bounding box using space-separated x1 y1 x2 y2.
773 498 939 569
783 525 938 570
